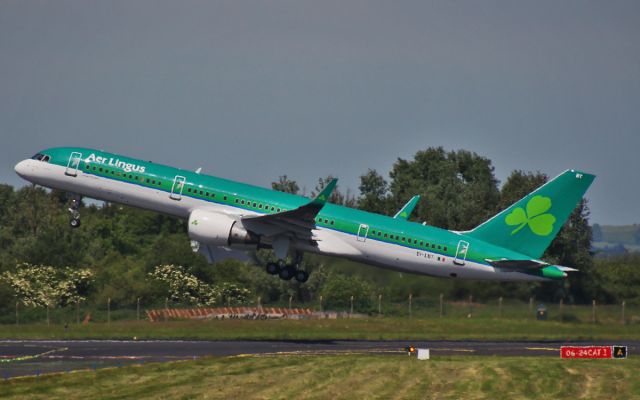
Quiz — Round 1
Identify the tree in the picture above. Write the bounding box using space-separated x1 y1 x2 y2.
388 148 499 230
320 274 373 312
1 263 93 307
272 175 299 194
357 169 390 215
592 223 603 242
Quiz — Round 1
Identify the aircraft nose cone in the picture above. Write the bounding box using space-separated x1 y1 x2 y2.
14 160 32 179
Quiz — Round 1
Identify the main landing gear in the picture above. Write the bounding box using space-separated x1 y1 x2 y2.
265 252 309 283
67 194 82 228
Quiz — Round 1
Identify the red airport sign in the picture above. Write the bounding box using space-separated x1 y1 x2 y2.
560 346 627 359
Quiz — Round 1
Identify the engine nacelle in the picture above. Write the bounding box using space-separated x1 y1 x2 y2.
188 209 258 248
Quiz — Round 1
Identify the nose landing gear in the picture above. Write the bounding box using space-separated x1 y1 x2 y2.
67 194 82 228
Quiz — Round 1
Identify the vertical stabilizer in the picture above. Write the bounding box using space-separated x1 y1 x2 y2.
466 170 595 258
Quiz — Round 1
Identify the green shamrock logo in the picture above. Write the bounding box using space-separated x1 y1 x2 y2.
399 211 407 218
505 195 556 236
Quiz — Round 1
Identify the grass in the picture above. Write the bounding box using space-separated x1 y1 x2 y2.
0 316 639 341
1 354 639 399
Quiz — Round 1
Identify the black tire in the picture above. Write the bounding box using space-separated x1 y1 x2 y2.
70 219 81 228
278 266 295 281
295 270 309 283
265 262 279 275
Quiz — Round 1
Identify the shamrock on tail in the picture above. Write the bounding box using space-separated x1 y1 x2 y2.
505 195 556 236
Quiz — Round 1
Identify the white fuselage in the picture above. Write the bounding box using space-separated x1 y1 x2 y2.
14 159 546 282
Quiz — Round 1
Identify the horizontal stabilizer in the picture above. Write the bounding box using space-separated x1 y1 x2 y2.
485 259 548 271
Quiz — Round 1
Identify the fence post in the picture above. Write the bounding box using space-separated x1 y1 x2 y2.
15 300 19 326
164 297 168 322
76 301 80 325
137 298 140 321
439 293 444 317
498 297 503 318
289 295 293 310
592 299 596 323
408 293 412 319
46 303 50 326
622 301 626 325
257 296 262 312
559 298 564 322
529 297 533 312
319 295 323 313
468 294 473 318
350 295 354 317
378 294 382 316
107 297 111 325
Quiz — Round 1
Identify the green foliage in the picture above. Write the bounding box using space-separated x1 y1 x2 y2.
320 274 373 312
1 263 93 307
357 169 390 214
388 147 500 229
271 175 299 194
149 264 251 306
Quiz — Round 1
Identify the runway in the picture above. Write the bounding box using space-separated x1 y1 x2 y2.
1 339 637 379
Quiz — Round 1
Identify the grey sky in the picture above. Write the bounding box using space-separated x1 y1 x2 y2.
1 1 638 224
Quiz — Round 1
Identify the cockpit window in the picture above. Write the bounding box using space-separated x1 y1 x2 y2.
31 153 50 162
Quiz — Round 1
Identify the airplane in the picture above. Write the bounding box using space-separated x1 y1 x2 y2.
15 147 595 283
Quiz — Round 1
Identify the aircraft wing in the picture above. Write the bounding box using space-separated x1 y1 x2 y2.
240 178 338 240
394 195 420 220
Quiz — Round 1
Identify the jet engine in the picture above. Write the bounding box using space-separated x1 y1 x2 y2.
188 209 259 248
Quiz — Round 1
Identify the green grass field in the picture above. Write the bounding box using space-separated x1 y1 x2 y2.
1 316 639 341
2 354 639 399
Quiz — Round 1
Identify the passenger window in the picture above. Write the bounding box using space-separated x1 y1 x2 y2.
223 196 227 201
444 246 447 252
259 204 263 209
241 200 245 205
331 220 335 225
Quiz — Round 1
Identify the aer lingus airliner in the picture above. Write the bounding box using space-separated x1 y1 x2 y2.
15 148 594 283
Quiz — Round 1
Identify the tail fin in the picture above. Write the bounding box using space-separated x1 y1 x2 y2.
466 170 595 258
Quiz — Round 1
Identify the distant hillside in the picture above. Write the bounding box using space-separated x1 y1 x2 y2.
592 223 640 255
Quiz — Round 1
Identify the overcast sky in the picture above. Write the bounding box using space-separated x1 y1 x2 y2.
1 1 638 224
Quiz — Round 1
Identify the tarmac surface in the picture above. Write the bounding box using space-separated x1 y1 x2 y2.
1 339 637 379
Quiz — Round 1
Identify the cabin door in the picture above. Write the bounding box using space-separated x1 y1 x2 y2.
453 240 470 265
170 175 186 200
357 224 369 242
65 152 83 177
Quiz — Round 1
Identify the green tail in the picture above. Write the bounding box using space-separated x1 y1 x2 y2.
467 169 595 258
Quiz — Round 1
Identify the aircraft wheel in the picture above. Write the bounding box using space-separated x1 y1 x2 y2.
278 266 295 281
70 218 81 228
266 262 279 275
294 270 309 283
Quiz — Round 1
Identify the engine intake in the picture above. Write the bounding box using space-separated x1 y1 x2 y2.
188 209 258 248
